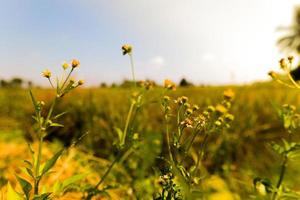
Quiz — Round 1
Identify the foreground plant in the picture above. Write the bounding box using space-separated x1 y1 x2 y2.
156 85 235 199
254 57 300 199
7 60 84 199
85 44 153 199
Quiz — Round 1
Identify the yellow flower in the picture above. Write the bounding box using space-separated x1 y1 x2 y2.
78 79 85 85
42 69 51 78
62 62 69 70
122 44 132 55
215 104 227 114
164 79 176 90
223 89 235 100
71 59 80 68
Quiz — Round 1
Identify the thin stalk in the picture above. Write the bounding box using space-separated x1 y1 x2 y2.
47 78 55 89
93 147 131 190
166 119 174 163
34 96 57 195
121 102 135 146
177 106 183 138
94 157 119 189
60 68 74 91
272 155 288 200
193 134 209 179
45 97 58 125
34 136 43 195
129 54 136 87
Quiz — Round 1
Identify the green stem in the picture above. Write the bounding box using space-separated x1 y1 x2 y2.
60 68 74 91
129 54 136 88
193 134 209 179
177 106 182 138
45 97 58 126
166 119 174 163
91 147 131 196
121 102 135 146
34 135 43 195
272 155 288 200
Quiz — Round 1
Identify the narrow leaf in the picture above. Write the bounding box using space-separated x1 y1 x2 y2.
16 175 32 200
42 149 64 176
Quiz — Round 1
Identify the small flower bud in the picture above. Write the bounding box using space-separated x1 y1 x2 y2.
186 108 193 115
71 59 80 68
268 71 277 79
279 58 288 70
122 44 133 55
225 114 234 122
207 106 215 113
62 62 69 70
163 95 171 102
192 105 199 111
78 79 85 85
215 120 222 127
42 69 51 78
288 56 294 64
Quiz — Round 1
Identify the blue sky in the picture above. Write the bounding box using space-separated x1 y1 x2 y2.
0 0 299 86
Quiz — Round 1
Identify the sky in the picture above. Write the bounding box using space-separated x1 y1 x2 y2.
0 0 300 86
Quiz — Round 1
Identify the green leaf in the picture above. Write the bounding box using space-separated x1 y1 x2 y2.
29 90 40 115
62 173 87 189
114 127 123 144
24 160 33 168
7 182 23 200
53 111 68 120
16 175 32 200
41 149 64 176
49 122 64 127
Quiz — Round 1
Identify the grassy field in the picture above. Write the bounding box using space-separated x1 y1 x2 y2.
1 81 300 199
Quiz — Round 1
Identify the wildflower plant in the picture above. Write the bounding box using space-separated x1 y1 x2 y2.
7 59 84 200
253 57 300 199
157 84 235 199
85 44 152 199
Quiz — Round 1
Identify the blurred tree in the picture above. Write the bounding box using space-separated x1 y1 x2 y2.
278 6 300 54
100 82 107 88
278 6 300 80
0 79 8 87
10 77 23 88
179 78 193 87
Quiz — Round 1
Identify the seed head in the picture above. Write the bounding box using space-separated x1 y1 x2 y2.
207 106 215 113
279 58 288 70
225 114 234 122
186 108 193 115
42 69 51 78
122 44 132 55
214 120 222 127
192 105 199 111
163 95 171 102
71 59 80 68
268 71 277 79
288 56 294 64
62 62 69 70
180 118 193 128
78 79 85 85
